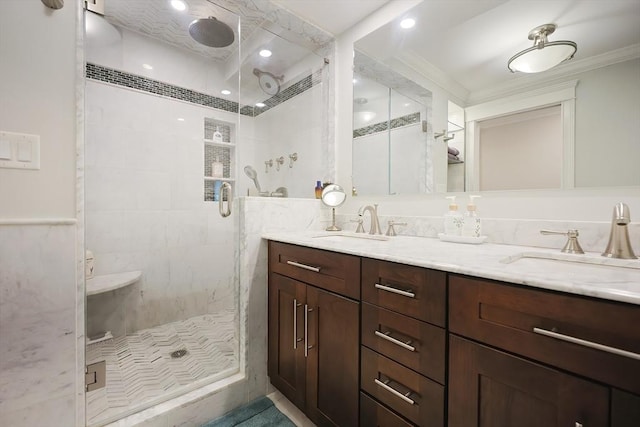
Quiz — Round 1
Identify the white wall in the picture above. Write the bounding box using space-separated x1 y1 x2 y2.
575 58 640 187
85 81 238 334
0 1 78 218
250 84 325 198
0 2 80 426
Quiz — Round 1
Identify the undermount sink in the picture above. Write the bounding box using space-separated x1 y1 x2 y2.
311 232 389 242
500 251 640 270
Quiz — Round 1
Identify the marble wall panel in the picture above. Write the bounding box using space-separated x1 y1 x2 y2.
0 224 76 427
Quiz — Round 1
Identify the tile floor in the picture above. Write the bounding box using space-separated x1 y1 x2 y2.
85 311 238 426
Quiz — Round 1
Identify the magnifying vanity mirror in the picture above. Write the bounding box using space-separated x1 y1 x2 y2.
321 184 347 231
352 0 640 196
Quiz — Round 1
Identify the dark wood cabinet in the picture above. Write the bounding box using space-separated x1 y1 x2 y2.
268 242 360 426
360 258 447 426
449 335 609 427
268 273 306 411
449 274 640 427
268 241 640 427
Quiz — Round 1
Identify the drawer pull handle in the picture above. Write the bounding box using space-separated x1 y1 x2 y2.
374 330 416 352
533 327 640 361
374 283 415 298
374 378 415 405
286 260 321 273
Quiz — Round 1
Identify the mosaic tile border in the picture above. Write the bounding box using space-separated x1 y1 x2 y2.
86 63 322 117
353 111 421 138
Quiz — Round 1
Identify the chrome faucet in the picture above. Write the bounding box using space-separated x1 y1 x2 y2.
602 202 637 259
358 204 382 235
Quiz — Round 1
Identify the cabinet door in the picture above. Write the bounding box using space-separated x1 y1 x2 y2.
306 286 359 427
449 335 608 427
449 335 609 427
612 389 640 427
268 273 306 411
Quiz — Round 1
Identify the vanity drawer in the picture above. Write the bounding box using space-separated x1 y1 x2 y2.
361 302 446 384
361 346 444 426
362 258 446 327
268 241 360 299
449 274 640 394
361 392 415 427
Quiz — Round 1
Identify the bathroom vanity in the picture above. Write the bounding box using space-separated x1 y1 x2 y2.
266 234 640 426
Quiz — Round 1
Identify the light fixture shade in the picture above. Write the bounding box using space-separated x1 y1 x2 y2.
508 24 577 73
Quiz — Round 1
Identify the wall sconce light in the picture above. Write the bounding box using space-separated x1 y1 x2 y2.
508 23 577 73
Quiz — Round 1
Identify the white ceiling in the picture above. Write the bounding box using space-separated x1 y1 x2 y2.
271 0 390 35
355 0 640 100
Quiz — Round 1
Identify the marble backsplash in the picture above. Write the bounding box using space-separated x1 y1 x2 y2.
335 213 639 254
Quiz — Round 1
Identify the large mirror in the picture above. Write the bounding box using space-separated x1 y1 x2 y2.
353 0 640 195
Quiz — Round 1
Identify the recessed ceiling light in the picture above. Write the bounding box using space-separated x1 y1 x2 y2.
221 89 231 95
403 103 411 107
255 102 266 107
400 18 415 29
177 118 185 121
142 63 153 70
353 78 358 84
171 0 187 11
259 49 272 58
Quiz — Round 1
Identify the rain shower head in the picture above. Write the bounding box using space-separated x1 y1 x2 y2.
188 16 234 48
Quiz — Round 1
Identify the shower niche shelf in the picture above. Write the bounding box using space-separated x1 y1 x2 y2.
204 118 236 201
204 139 235 147
87 270 142 296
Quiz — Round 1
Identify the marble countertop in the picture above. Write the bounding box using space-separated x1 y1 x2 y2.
262 232 640 305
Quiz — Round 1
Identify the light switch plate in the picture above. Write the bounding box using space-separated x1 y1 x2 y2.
0 138 10 160
0 131 40 170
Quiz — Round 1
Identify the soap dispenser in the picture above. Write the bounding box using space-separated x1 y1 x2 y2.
444 196 463 236
462 195 482 237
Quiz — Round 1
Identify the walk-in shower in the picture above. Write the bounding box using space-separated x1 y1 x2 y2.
84 0 331 424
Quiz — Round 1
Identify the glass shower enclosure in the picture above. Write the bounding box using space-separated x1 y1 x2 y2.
84 2 241 424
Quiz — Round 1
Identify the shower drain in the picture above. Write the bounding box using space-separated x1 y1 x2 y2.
170 349 188 358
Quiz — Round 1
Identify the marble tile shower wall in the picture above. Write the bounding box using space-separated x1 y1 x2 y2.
85 80 238 336
250 84 325 198
0 224 76 426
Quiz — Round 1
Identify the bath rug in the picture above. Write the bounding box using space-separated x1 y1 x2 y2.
201 396 296 427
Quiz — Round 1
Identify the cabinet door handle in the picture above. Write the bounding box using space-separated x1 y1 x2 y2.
374 283 415 298
533 327 640 360
286 260 321 273
374 330 416 352
304 305 314 357
293 299 302 350
374 378 415 405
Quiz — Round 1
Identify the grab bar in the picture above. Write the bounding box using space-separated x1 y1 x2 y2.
219 182 232 218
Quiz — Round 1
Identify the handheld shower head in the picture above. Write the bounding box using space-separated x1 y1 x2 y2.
243 165 261 193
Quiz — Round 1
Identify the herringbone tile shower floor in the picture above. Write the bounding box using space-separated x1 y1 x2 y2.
86 310 238 426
